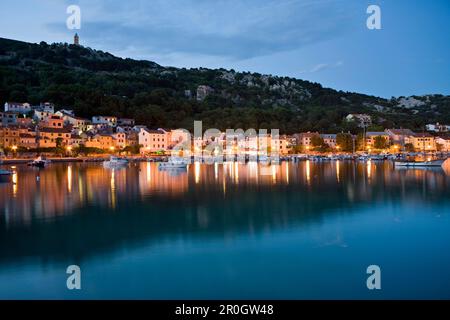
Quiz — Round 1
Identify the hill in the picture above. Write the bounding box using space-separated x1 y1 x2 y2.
0 37 449 133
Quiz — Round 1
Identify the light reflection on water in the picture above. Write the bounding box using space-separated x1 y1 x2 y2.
0 160 450 299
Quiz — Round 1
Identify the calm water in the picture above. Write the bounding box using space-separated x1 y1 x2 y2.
1 160 450 299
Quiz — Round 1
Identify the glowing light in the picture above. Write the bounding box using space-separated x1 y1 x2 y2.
306 160 311 184
12 172 18 196
214 162 219 180
146 162 151 183
336 160 340 183
285 162 289 184
271 165 276 183
67 165 72 193
195 161 200 184
367 160 372 179
66 146 72 152
234 162 239 183
110 169 116 209
11 145 17 151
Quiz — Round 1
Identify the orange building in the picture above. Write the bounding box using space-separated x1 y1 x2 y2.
38 127 72 148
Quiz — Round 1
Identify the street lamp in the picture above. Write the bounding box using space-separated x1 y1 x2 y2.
109 146 115 153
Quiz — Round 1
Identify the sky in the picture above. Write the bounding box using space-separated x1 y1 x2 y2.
0 0 449 98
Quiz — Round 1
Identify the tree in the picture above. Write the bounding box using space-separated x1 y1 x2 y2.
374 136 388 149
405 143 415 152
311 135 325 148
336 133 354 152
55 137 63 148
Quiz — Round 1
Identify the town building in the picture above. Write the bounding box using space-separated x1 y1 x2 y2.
85 134 115 150
4 102 32 114
346 114 372 128
0 111 18 126
426 123 450 133
0 126 21 148
37 127 72 148
92 116 117 128
410 133 437 152
33 109 54 122
271 135 290 155
56 111 91 131
385 129 415 146
139 128 170 153
293 132 320 149
436 137 450 152
321 134 337 149
117 118 135 127
365 132 390 149
112 132 127 149
36 102 55 113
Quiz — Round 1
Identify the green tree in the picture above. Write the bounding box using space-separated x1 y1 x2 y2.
55 138 63 148
374 136 388 149
336 133 354 152
405 143 415 152
311 135 325 148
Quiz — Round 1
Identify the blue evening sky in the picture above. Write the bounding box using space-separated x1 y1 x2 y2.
0 0 448 98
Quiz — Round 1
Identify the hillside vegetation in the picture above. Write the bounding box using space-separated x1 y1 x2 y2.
1 37 449 133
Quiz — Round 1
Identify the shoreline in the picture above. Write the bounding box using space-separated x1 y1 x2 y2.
1 152 449 166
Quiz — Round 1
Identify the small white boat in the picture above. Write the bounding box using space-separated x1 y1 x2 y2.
394 159 445 167
28 156 51 168
103 156 129 168
158 157 189 170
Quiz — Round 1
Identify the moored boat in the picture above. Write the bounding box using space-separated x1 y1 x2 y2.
158 157 189 170
28 156 51 168
394 159 446 167
103 156 129 168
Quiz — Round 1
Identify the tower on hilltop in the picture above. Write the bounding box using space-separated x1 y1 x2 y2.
74 33 79 45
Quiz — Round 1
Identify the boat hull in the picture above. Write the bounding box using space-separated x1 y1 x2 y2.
394 159 445 167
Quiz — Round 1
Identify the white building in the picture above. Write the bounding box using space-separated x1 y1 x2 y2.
37 102 55 113
426 123 449 133
346 114 372 128
33 109 54 122
436 137 450 152
4 102 32 114
56 111 91 131
139 128 170 153
321 134 337 148
92 116 117 127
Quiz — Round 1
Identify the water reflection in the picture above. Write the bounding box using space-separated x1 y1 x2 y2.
0 160 450 264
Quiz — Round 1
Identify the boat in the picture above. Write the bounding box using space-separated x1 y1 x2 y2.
103 156 129 168
0 169 13 182
28 156 51 168
394 159 446 167
158 157 189 170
